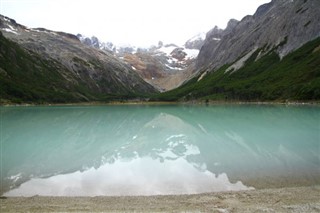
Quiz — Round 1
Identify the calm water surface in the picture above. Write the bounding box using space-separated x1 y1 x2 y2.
1 104 319 196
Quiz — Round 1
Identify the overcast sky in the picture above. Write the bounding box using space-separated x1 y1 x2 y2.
0 0 270 47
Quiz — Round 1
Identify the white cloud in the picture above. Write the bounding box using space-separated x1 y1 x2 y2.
0 0 271 47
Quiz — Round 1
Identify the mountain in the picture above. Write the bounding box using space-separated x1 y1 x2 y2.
196 0 320 71
77 34 137 55
154 0 320 101
0 15 156 104
2 0 318 104
77 35 205 91
184 33 206 50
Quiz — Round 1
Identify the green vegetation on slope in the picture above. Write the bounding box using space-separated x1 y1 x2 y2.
153 37 320 102
2 30 319 104
0 33 153 104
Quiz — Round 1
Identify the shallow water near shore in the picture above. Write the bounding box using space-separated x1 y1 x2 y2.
1 104 319 196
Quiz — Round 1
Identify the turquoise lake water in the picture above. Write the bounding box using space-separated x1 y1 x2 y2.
1 104 319 196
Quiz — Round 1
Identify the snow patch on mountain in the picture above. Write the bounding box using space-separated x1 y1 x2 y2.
157 45 178 56
77 34 203 72
3 28 18 34
183 49 199 59
0 18 19 35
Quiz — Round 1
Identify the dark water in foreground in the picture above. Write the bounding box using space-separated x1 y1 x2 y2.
1 104 319 196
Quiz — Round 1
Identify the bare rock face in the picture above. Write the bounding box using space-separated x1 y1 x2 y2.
196 26 224 68
171 47 187 60
121 46 196 91
196 0 320 72
124 52 165 80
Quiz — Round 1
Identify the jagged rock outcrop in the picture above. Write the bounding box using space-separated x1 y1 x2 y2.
196 0 320 72
77 34 115 54
171 47 187 60
184 33 206 50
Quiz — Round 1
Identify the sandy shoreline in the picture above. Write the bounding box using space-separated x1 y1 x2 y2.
1 186 320 212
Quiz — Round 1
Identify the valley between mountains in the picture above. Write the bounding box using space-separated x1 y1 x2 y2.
1 0 320 104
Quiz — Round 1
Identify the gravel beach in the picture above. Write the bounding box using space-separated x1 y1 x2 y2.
1 186 320 212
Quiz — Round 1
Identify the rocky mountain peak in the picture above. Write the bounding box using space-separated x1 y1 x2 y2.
184 33 206 50
225 19 239 32
0 15 21 29
196 0 320 71
253 1 274 18
158 41 164 48
205 26 223 41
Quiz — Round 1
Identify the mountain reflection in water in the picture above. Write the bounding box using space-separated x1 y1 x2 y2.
1 105 319 196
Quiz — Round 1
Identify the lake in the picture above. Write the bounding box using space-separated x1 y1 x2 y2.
1 104 319 196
